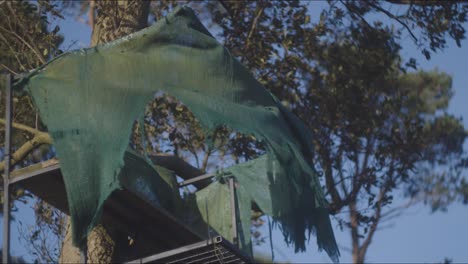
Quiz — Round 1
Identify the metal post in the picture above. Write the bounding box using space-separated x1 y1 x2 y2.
3 74 12 264
80 245 87 264
178 173 214 188
228 177 238 246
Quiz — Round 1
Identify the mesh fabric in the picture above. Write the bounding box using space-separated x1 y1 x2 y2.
13 6 339 262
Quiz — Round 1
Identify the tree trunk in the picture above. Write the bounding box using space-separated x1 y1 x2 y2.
86 225 116 263
90 0 150 47
59 1 150 263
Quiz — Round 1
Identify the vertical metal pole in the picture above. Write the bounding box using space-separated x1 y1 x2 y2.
229 177 238 246
80 245 87 264
3 74 12 264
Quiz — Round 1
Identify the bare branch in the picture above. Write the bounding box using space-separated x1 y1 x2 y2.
0 63 18 75
379 197 420 224
340 0 373 29
201 149 211 172
336 145 350 197
0 33 29 72
366 1 419 44
0 26 47 64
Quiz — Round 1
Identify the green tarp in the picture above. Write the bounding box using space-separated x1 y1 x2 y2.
13 6 339 262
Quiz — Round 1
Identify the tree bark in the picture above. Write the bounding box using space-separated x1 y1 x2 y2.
90 0 150 47
59 1 150 263
86 225 116 263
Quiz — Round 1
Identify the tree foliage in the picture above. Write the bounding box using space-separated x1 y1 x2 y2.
338 0 467 60
181 1 468 261
1 0 467 263
0 1 65 262
0 0 62 149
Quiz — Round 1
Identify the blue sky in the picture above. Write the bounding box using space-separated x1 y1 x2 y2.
2 2 468 263
275 3 468 263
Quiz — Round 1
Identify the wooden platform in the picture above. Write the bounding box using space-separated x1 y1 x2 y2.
7 159 244 262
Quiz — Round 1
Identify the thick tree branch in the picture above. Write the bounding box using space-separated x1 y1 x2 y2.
0 119 52 166
0 118 46 135
0 119 52 172
0 63 18 75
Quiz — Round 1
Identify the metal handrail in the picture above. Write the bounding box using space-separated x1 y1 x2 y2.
3 73 12 264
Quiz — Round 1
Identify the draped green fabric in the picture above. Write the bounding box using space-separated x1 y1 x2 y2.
13 6 339 262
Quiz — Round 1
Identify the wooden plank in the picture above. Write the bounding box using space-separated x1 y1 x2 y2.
9 158 59 179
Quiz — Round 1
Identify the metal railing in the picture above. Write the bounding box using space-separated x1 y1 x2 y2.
3 74 12 264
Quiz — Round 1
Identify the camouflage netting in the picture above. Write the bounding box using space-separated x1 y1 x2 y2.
13 6 339 262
